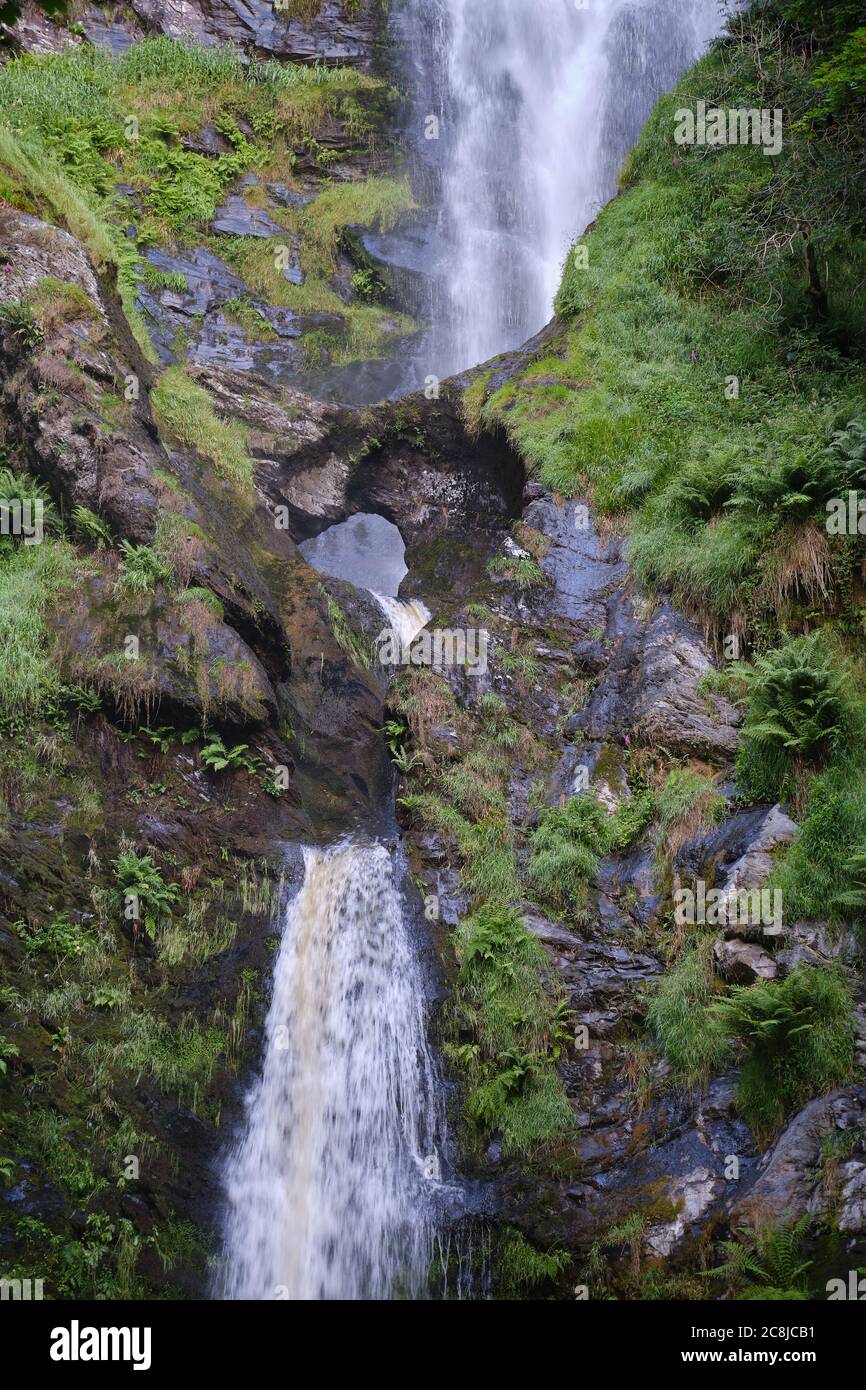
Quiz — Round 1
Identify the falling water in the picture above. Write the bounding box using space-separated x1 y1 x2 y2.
221 843 445 1300
373 593 432 651
392 0 730 383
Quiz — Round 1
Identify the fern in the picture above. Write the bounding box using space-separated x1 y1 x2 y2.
705 1217 812 1299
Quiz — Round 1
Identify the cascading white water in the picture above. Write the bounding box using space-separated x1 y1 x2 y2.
221 843 444 1300
373 593 432 651
397 0 730 380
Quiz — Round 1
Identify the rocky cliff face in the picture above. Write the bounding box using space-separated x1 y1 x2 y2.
0 6 863 1302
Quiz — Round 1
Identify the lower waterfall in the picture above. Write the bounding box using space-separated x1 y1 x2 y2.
220 842 445 1300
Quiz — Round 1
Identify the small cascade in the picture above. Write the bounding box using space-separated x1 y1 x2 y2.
372 593 432 652
221 843 446 1300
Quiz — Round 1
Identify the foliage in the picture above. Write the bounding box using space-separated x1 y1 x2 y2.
526 795 611 914
0 1036 19 1076
488 551 549 590
494 1229 571 1298
483 2 866 641
71 506 114 549
112 849 181 941
735 634 855 802
14 913 93 960
647 936 730 1087
447 903 573 1156
200 735 259 774
711 966 855 1140
151 367 253 489
771 754 866 925
0 541 75 719
705 1215 813 1300
116 540 171 594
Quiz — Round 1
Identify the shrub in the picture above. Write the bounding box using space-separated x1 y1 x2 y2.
705 1216 813 1300
0 541 76 720
116 540 171 594
448 903 573 1155
112 849 180 941
735 635 854 803
711 965 855 1141
772 754 866 926
200 735 259 774
14 914 94 960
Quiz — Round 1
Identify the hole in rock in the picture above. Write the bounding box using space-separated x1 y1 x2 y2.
299 513 408 597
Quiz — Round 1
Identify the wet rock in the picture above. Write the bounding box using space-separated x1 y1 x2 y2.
82 5 143 53
775 921 861 974
714 936 778 985
838 1161 866 1234
2 0 80 54
136 246 317 379
57 576 278 729
0 208 161 542
181 123 234 157
645 1165 723 1257
731 1085 866 1229
128 0 384 68
212 195 291 241
603 604 739 761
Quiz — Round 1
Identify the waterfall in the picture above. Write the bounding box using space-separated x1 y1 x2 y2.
221 843 445 1300
394 0 731 381
372 593 432 652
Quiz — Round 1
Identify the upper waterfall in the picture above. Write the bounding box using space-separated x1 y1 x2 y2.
393 0 730 382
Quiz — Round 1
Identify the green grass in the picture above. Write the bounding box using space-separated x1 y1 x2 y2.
113 1010 228 1112
0 541 76 721
772 754 866 931
0 39 393 355
646 936 730 1087
151 366 254 489
526 795 611 916
478 9 866 638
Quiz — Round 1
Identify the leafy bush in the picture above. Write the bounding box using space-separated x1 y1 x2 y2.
0 1036 20 1076
200 735 259 774
0 540 75 720
655 768 725 868
705 1215 813 1300
71 506 114 549
115 540 171 594
448 903 573 1155
14 913 94 960
112 850 180 941
711 966 855 1140
771 754 866 929
735 635 854 802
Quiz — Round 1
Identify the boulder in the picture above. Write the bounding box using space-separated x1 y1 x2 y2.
713 936 778 985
